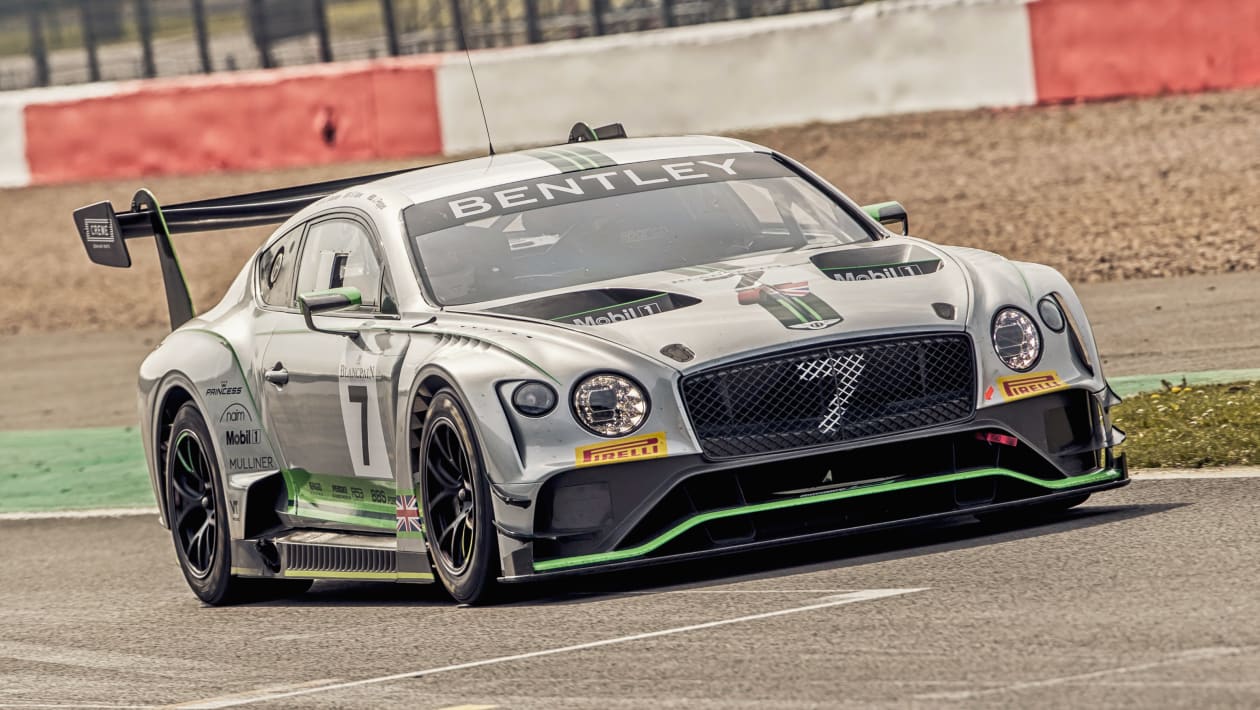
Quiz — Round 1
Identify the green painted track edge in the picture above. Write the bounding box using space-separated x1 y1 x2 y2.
533 466 1123 572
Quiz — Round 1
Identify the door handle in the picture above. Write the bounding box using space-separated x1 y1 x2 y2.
264 365 289 387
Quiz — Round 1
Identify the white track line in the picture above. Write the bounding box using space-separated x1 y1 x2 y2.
179 588 925 709
914 645 1256 701
0 507 157 522
1132 468 1260 480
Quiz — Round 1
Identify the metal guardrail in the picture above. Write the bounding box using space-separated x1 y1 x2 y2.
0 0 871 91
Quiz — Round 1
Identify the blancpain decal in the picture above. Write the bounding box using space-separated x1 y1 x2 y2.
338 364 375 379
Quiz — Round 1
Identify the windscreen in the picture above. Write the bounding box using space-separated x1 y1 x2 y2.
403 153 873 306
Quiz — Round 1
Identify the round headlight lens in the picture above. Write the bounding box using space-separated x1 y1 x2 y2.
992 308 1041 371
511 382 557 417
573 374 648 437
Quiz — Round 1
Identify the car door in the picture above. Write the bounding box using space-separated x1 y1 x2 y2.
261 213 409 529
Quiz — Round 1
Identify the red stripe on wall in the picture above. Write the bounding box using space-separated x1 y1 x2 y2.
1029 0 1260 103
23 57 442 185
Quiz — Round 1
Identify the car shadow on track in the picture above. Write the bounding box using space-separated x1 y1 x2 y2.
263 501 1180 608
523 502 1184 605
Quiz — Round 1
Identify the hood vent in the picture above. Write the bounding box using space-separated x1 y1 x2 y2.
490 288 699 327
812 244 942 282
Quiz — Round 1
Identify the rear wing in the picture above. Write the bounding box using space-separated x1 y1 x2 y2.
72 165 416 330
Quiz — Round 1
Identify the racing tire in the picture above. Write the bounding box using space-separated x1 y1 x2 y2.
419 390 499 605
165 403 312 605
976 493 1091 525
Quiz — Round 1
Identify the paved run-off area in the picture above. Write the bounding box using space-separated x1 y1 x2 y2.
0 477 1257 708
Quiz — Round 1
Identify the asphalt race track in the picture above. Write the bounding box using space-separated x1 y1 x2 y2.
2 477 1257 709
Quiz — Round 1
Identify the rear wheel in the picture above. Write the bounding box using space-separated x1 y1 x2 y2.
419 390 499 604
165 402 311 605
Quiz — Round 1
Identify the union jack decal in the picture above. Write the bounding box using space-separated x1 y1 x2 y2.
772 281 810 298
395 495 423 533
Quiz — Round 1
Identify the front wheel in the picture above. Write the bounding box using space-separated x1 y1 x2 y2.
419 390 499 604
165 402 311 605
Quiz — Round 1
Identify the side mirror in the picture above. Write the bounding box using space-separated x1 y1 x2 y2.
862 201 909 236
298 287 362 338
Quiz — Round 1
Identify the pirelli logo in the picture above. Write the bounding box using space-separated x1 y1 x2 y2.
575 432 668 468
997 371 1067 401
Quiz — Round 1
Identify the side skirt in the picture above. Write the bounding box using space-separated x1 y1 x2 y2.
230 530 434 583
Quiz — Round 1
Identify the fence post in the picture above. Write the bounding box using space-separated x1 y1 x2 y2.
78 0 101 82
524 0 541 43
449 0 466 50
591 0 605 36
661 0 676 27
190 0 212 72
380 0 400 56
135 0 157 78
249 0 275 68
312 0 332 62
27 2 50 87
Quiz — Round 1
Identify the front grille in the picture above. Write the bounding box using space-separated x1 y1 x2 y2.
680 334 976 458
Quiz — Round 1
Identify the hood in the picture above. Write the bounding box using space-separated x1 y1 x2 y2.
458 238 975 371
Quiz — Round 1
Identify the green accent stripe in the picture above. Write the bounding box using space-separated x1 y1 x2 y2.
143 189 196 318
558 144 617 168
770 293 810 324
533 467 1124 572
525 148 588 172
287 508 398 530
791 296 823 322
861 201 900 221
283 570 433 581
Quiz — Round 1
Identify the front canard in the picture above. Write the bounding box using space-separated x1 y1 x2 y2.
575 432 668 468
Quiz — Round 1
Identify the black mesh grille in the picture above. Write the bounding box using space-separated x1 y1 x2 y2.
681 334 976 459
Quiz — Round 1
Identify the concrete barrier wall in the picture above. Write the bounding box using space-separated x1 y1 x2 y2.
2 0 1257 187
437 0 1037 154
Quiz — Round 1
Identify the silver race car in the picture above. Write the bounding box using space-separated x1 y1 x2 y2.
74 124 1127 604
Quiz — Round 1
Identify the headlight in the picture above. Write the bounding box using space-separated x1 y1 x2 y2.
572 373 648 437
511 382 557 417
992 308 1041 371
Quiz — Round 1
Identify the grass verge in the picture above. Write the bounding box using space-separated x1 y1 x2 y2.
1113 380 1260 468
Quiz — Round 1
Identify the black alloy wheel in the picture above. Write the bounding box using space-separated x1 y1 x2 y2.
170 428 218 578
165 402 310 605
419 390 498 603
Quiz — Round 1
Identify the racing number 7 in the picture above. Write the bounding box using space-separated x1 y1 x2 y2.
347 385 370 466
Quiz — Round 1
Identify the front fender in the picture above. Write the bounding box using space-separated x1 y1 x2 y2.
140 329 280 538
